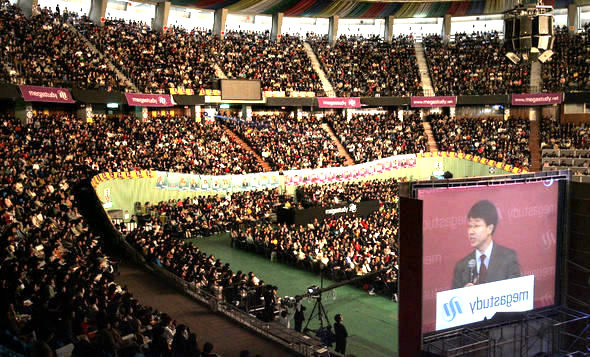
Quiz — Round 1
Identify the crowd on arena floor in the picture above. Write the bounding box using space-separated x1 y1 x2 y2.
310 34 423 97
0 3 125 90
423 32 530 95
325 111 428 163
224 113 346 171
76 16 219 94
233 178 400 296
428 114 531 168
0 114 232 357
542 25 590 92
295 178 400 208
218 31 324 96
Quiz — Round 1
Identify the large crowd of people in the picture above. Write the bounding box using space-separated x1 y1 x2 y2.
225 114 346 171
423 32 530 95
541 116 590 150
542 25 590 92
295 178 400 208
310 34 423 97
0 114 226 357
218 31 324 96
233 178 400 297
76 17 219 94
0 3 125 90
325 111 428 163
81 114 264 175
428 114 531 168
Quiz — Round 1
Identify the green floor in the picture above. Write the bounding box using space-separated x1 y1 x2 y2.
191 234 398 357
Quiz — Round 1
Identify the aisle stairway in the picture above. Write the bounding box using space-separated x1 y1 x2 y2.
530 61 542 93
529 118 542 171
321 123 355 166
214 64 227 79
414 42 435 96
65 22 139 92
223 127 272 172
303 42 336 97
422 121 439 153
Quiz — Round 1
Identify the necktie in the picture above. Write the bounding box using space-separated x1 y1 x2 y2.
479 254 488 284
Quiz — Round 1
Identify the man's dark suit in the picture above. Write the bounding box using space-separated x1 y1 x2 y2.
452 243 520 289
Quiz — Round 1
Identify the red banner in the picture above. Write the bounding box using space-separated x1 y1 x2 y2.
19 85 75 103
511 93 562 106
411 96 457 107
317 97 361 108
125 93 174 107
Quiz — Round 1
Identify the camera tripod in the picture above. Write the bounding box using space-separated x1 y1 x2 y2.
303 270 331 332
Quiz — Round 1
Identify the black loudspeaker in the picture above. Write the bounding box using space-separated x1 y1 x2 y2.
505 18 516 51
519 16 532 36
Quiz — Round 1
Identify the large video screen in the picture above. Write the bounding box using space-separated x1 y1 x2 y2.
417 180 560 333
220 79 262 101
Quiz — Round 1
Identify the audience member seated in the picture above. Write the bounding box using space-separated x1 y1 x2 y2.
428 114 530 168
540 116 590 150
310 34 423 97
76 17 218 93
225 114 346 171
542 26 590 92
423 32 529 95
218 31 325 96
0 4 125 90
325 111 427 163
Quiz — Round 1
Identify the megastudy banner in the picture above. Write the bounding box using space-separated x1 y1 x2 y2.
317 97 361 108
19 85 75 103
125 93 174 107
511 93 562 106
411 96 457 108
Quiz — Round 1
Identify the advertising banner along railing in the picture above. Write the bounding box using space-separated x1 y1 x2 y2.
19 85 75 103
317 97 361 108
411 96 457 107
511 93 563 106
124 93 175 107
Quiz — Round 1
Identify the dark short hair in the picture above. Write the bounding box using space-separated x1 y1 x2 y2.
467 200 498 234
335 314 342 322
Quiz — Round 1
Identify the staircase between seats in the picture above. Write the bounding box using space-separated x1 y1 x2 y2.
414 42 435 96
303 42 336 97
321 123 355 166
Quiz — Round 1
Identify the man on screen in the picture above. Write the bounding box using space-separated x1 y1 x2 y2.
452 200 521 289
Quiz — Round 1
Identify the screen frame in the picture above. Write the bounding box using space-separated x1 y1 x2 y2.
220 79 262 101
410 170 570 335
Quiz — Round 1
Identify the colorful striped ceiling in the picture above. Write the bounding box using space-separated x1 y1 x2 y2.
171 0 578 18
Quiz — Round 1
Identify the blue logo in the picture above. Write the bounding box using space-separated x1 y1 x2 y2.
443 297 463 322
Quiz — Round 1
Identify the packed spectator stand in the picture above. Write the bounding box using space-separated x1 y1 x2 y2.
541 116 590 176
218 31 325 96
76 16 219 93
325 111 428 163
0 3 125 90
423 32 530 95
310 34 423 97
0 114 229 357
428 114 531 169
224 113 347 171
542 25 590 92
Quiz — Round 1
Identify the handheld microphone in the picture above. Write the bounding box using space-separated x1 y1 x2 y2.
467 259 476 284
